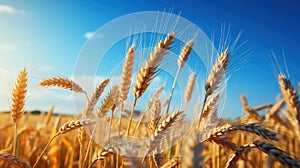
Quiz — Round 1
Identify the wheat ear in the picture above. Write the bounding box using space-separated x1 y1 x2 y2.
184 72 196 105
127 33 175 136
278 74 300 128
225 141 253 168
198 92 220 129
161 157 180 168
197 50 229 129
147 97 162 136
120 45 135 102
89 149 113 168
40 77 88 99
96 85 119 118
118 45 135 135
149 110 184 154
85 78 110 116
226 140 300 168
206 122 278 141
166 40 194 116
33 119 96 168
0 151 31 168
11 68 27 156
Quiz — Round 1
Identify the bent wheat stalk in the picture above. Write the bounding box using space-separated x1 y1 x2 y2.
226 140 300 168
33 119 96 168
40 77 88 100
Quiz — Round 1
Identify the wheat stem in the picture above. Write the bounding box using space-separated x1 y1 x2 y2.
126 97 137 136
33 133 59 168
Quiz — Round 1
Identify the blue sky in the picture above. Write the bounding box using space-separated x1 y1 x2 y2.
0 0 299 119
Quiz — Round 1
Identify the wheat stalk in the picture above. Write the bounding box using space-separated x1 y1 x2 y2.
198 92 220 129
0 151 31 168
96 85 118 118
226 140 300 168
205 49 229 97
127 33 175 136
132 33 175 99
120 45 135 102
206 122 278 141
33 118 96 168
85 78 110 116
197 50 229 129
118 45 135 135
240 95 261 121
44 106 54 126
10 68 27 156
11 68 27 124
147 97 162 136
89 149 113 168
40 77 88 99
181 130 199 168
166 40 194 116
278 74 300 134
225 141 253 168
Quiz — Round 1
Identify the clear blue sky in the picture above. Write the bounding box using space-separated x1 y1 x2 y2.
0 0 299 119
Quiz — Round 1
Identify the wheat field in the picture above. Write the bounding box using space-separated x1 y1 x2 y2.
0 32 300 168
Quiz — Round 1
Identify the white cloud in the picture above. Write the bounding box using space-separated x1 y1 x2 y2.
0 5 25 15
85 32 94 39
0 5 16 14
84 31 103 39
0 43 16 52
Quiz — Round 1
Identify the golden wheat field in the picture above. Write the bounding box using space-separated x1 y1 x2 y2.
0 28 300 168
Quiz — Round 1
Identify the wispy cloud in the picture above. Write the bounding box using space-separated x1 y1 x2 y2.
39 65 54 72
0 5 26 15
84 31 103 39
0 43 16 52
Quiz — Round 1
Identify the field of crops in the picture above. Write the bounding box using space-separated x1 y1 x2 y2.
0 32 300 168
